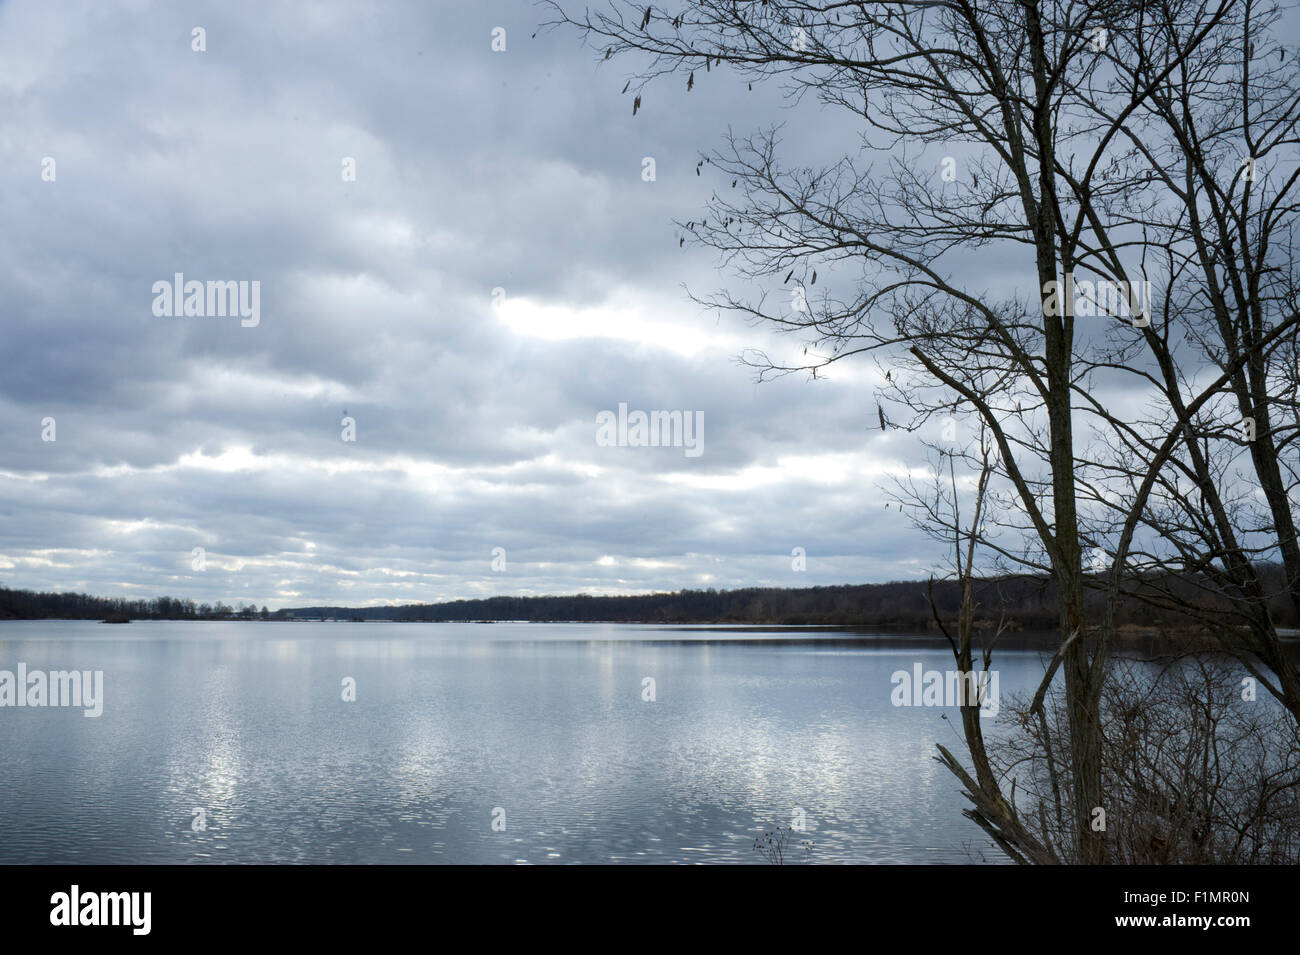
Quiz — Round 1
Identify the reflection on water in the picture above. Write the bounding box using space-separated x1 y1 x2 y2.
0 620 1053 864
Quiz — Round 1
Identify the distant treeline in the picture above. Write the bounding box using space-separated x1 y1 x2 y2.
289 572 1297 629
0 590 269 621
5 569 1296 628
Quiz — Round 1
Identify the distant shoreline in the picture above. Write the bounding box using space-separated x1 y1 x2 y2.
4 577 1299 640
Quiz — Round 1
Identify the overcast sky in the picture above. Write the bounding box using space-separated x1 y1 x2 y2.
0 0 1086 608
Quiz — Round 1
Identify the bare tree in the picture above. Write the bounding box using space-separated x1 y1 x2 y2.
1061 0 1300 722
898 421 1061 862
548 0 1299 862
1000 657 1300 863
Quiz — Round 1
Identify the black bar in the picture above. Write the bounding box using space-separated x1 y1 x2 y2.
0 863 1273 942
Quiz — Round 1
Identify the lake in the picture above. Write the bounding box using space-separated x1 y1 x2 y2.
0 620 1056 864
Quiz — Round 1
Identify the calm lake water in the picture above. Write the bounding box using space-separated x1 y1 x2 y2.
0 620 1057 864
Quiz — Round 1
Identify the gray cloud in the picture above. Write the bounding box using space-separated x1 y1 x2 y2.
0 0 1033 607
